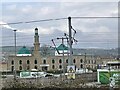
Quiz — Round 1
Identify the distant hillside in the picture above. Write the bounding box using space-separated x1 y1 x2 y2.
1 46 32 55
73 48 118 57
0 46 118 57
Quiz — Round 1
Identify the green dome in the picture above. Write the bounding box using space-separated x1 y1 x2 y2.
17 46 31 54
57 44 68 50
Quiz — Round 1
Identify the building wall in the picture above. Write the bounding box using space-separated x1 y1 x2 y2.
8 55 43 71
8 54 99 72
0 62 7 72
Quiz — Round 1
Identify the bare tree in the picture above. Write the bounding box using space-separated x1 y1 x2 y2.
40 45 50 57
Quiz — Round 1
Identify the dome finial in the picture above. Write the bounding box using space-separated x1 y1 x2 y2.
35 28 38 30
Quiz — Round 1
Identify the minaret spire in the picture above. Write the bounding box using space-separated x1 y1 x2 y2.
33 28 40 56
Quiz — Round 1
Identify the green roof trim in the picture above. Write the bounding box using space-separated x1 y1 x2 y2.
57 44 68 50
17 46 31 54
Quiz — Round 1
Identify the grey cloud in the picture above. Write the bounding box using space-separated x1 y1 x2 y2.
1 2 118 48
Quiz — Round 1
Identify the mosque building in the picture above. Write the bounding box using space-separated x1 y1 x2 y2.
7 28 102 72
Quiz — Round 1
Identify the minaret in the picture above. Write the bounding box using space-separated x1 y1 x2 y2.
33 28 40 56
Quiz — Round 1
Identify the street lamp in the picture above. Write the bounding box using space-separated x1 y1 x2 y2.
13 30 17 79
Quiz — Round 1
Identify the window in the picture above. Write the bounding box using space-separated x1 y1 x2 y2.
75 65 76 70
94 60 96 64
27 60 30 64
27 66 30 70
34 59 37 64
43 60 46 64
66 59 68 63
73 59 76 63
59 65 62 69
89 65 90 68
80 59 83 63
11 60 14 65
89 60 91 64
52 59 55 64
34 66 37 69
19 66 22 70
80 64 83 69
19 60 22 64
52 65 55 69
92 60 94 64
11 66 14 71
59 59 62 63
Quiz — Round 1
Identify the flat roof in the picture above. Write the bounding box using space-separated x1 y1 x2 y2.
107 61 120 65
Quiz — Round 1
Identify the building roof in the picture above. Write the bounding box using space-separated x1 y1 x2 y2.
57 44 68 50
17 46 31 54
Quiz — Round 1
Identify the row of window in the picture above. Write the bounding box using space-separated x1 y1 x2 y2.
11 64 85 71
11 59 85 65
51 59 96 64
11 65 61 71
11 60 36 65
86 60 96 64
11 65 37 71
52 59 83 64
11 59 96 67
52 64 83 69
50 65 62 69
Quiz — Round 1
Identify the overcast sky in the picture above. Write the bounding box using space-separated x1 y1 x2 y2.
0 1 119 49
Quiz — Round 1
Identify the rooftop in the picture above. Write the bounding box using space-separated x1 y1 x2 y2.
57 44 68 50
17 46 31 55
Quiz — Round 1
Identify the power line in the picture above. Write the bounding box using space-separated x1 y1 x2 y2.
0 18 67 25
0 16 119 25
2 32 67 38
71 16 119 19
2 32 118 38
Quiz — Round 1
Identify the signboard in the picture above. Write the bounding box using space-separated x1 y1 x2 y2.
97 69 120 85
109 77 115 88
20 71 31 78
67 65 75 79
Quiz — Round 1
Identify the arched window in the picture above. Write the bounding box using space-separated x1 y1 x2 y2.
59 65 62 69
80 59 83 63
89 65 90 68
89 60 91 64
34 66 37 69
34 59 37 64
19 66 22 70
66 59 68 63
27 66 30 70
92 60 94 64
11 60 14 65
80 64 83 69
73 59 76 63
27 60 30 64
19 60 22 64
52 65 55 69
59 59 62 63
11 66 14 71
52 59 55 64
94 60 96 64
43 60 46 64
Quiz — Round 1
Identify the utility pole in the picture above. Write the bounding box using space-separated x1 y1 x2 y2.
57 37 68 80
84 53 87 85
67 17 76 80
68 17 73 65
62 37 65 79
52 17 77 80
13 30 17 80
84 53 86 73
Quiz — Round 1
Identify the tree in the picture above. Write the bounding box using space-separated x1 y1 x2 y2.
40 45 50 57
